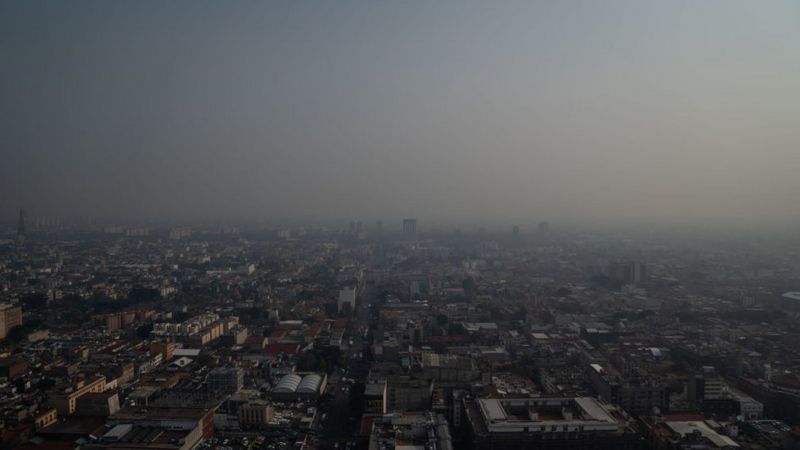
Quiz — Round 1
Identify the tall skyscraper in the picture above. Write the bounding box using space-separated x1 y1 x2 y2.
537 221 549 234
17 208 27 239
402 219 417 240
512 225 520 239
607 261 647 284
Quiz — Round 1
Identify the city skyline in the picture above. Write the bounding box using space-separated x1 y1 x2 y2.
3 2 800 448
2 1 799 225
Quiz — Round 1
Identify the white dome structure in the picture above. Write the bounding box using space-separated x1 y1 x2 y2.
273 374 302 393
297 374 322 394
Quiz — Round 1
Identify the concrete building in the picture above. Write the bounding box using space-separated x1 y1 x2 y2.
701 366 725 400
16 208 26 240
33 408 58 430
169 227 192 240
643 417 740 449
271 373 326 401
464 396 644 450
51 375 107 415
607 261 647 285
0 357 28 379
731 388 764 420
337 286 357 314
101 404 215 450
421 353 479 383
238 401 274 428
222 325 249 346
587 363 669 416
152 313 238 346
0 303 22 340
387 376 433 412
368 412 452 450
207 367 244 394
402 218 417 240
689 366 727 408
75 391 121 417
537 221 549 234
150 340 175 361
365 381 388 415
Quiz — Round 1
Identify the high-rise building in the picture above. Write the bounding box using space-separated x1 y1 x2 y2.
0 304 22 340
32 215 60 231
338 286 357 313
169 227 192 240
512 225 520 238
355 220 366 239
402 219 417 240
17 208 27 239
608 261 647 284
365 381 388 414
700 366 724 400
537 221 549 234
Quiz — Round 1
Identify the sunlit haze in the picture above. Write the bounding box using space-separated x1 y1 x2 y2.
2 1 799 226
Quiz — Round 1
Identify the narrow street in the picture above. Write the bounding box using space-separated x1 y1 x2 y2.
314 276 376 449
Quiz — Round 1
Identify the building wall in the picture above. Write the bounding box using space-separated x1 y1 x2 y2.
208 368 244 393
51 376 107 415
388 379 432 412
239 403 273 428
0 359 28 379
34 409 57 429
75 392 121 417
0 304 22 339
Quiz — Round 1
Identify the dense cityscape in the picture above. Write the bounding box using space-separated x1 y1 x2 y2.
0 215 799 449
4 1 799 449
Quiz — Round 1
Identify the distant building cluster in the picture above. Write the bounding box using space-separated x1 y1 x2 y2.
0 218 799 449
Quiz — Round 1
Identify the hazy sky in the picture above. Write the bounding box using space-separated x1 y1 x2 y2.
2 1 799 225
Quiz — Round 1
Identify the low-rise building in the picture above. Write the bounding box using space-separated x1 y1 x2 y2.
51 375 107 415
464 396 644 450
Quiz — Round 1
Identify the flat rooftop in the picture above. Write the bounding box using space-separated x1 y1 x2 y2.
666 421 739 448
476 397 620 434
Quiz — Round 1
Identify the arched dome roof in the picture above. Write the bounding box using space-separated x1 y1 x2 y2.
273 374 302 393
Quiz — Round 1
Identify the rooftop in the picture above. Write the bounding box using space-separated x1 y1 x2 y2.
476 397 622 434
